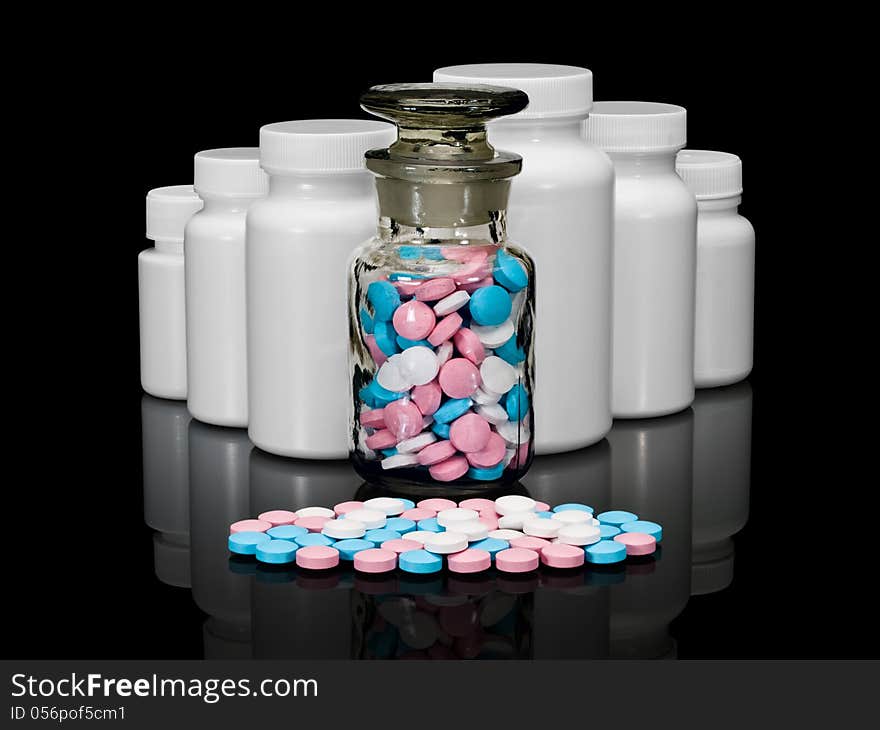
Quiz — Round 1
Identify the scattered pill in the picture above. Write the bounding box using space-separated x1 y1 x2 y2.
295 515 332 533
598 510 639 526
365 528 403 546
257 510 298 526
614 532 657 556
436 340 454 366
448 548 492 574
439 358 481 399
362 497 406 515
397 499 416 511
414 277 457 302
436 508 479 527
354 548 398 574
381 538 422 555
541 543 585 569
495 419 530 447
476 402 509 426
453 520 490 542
397 346 440 387
552 503 594 514
478 513 499 530
384 517 416 534
295 533 335 548
333 538 376 561
469 285 512 326
399 549 443 574
494 495 536 516
472 386 502 405
469 537 509 558
256 539 298 564
381 453 421 470
344 509 387 530
417 517 445 533
599 524 621 540
417 498 457 512
452 327 486 365
383 399 424 440
296 545 340 570
322 519 367 540
585 540 627 564
359 408 386 429
459 498 496 512
493 249 529 292
555 523 601 546
551 510 593 525
295 506 335 519
432 397 472 424
228 531 271 555
393 300 436 341
266 525 308 541
494 335 525 365
428 312 463 346
424 531 468 554
230 519 272 535
510 536 552 553
498 513 532 530
401 507 436 522
522 517 562 538
365 429 398 450
488 529 525 541
480 356 517 395
620 520 663 542
411 380 442 416
495 548 540 573
403 531 439 546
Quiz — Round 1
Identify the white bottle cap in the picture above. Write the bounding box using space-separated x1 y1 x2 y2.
433 63 593 119
193 148 268 198
583 102 687 153
145 185 203 242
259 119 397 175
676 150 743 199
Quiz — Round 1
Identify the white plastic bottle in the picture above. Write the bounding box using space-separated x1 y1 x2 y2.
583 102 697 418
676 150 755 388
185 148 268 427
246 120 396 458
433 64 614 454
140 185 203 399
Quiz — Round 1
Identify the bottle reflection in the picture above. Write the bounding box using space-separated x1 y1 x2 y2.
142 395 191 589
691 383 752 595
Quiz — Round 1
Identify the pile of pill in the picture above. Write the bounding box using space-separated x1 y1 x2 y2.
354 244 532 483
228 495 663 573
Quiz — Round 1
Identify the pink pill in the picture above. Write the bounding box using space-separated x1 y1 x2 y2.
439 358 481 398
428 312 463 347
417 498 458 512
511 536 552 553
417 439 458 466
447 548 492 574
465 432 506 468
230 519 271 535
383 399 425 440
541 543 586 569
453 257 492 285
533 500 550 512
295 515 331 533
459 498 496 512
453 327 486 365
614 532 657 556
393 300 436 340
359 408 386 429
495 547 540 573
478 513 499 530
365 429 398 450
364 334 387 366
509 439 530 469
401 508 436 522
393 279 423 297
449 413 491 453
381 538 422 555
257 510 297 527
428 455 470 482
353 548 398 573
334 501 364 516
411 380 442 416
442 246 490 262
414 277 456 302
458 276 495 294
296 545 340 570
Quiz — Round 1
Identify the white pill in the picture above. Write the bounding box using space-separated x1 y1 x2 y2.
396 431 437 454
472 318 515 349
556 523 601 546
381 453 421 470
436 508 479 527
363 497 406 515
424 531 468 554
480 356 517 394
591 517 601 526
296 506 335 519
343 509 387 529
455 520 489 542
503 449 516 466
436 340 454 366
398 346 439 386
495 420 531 447
551 510 592 525
488 529 525 541
322 518 367 539
404 530 437 545
522 517 561 538
476 402 509 426
376 355 412 392
473 386 502 405
494 495 536 515
433 289 470 316
498 513 531 530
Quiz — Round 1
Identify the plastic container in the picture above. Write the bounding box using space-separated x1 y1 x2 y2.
246 120 396 459
676 150 755 388
583 102 697 418
185 148 268 427
140 185 203 399
349 83 536 489
433 64 613 455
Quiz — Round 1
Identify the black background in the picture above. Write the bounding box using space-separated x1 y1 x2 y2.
9 18 872 660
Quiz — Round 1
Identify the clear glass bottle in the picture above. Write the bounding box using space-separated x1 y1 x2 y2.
349 84 536 489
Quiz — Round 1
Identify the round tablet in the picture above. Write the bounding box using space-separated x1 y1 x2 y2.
435 340 454 366
230 519 271 535
228 531 271 555
365 429 398 450
488 529 525 541
469 537 509 558
383 399 424 440
354 548 398 574
449 413 491 453
418 498 457 512
436 507 479 528
424 531 468 554
494 335 525 365
614 532 656 556
494 494 536 516
417 517 444 533
453 520 490 542
322 518 366 540
505 384 530 421
459 498 496 512
381 538 422 555
468 463 505 481
255 539 298 564
333 538 374 561
343 509 387 530
397 499 416 511
495 548 539 574
363 497 406 516
417 439 457 466
414 277 456 302
403 530 438 546
478 513 499 530
333 501 364 517
510 536 552 553
497 513 531 530
266 525 308 541
428 455 469 482
453 327 486 365
359 407 386 429
384 517 416 534
295 533 335 548
364 334 388 366
295 515 331 533
522 517 562 539
471 319 515 349
376 356 411 392
533 502 551 513
365 528 402 546
411 380 442 416
398 346 440 387
475 402 508 426
401 507 436 521
399 549 443 574
551 510 592 525
393 300 436 341
433 289 470 316
541 543 585 569
258 510 297 526
495 419 530 446
555 523 601 546
367 280 401 321
296 545 340 570
448 548 492 574
585 540 627 564
469 285 512 326
439 358 482 399
382 452 421 470
295 506 335 519
620 520 663 542
493 249 528 292
473 386 502 405
432 397 472 424
427 312 463 346
599 524 621 540
480 356 517 394
597 510 639 526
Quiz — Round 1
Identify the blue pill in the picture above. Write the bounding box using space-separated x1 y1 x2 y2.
493 249 528 292
334 538 375 561
552 503 594 515
620 520 662 542
432 422 451 439
365 528 403 546
470 537 509 558
396 335 432 349
388 272 426 282
255 539 298 564
534 511 554 519
374 320 401 357
417 517 445 533
494 335 525 365
228 531 271 555
381 448 398 457
598 524 621 540
467 463 505 481
399 549 443 574
398 246 422 260
397 499 416 511
505 384 530 421
367 280 401 321
597 510 639 526
385 517 416 534
433 398 472 424
266 525 308 541
295 533 335 548
359 307 374 334
469 285 512 326
359 385 377 408
585 540 627 564
368 379 407 406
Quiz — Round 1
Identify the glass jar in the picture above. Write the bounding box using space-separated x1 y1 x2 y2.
348 84 536 489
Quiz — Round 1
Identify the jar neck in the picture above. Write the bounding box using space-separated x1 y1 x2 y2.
198 194 263 214
697 195 742 213
606 151 678 175
268 172 374 198
379 213 508 245
490 117 585 140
